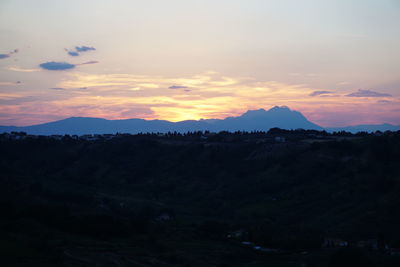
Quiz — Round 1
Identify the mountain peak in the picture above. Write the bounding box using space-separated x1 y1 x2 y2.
268 106 291 112
241 106 292 118
241 108 267 118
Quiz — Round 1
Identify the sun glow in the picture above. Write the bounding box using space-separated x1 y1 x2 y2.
1 71 398 126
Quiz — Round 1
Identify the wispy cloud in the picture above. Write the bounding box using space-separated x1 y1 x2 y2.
6 65 40 72
0 81 21 86
169 85 189 89
309 90 334 97
0 92 23 99
75 46 96 52
377 99 392 104
65 46 96 57
77 61 99 65
50 87 88 91
68 51 79 57
346 89 392 98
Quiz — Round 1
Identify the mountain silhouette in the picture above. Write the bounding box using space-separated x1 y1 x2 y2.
1 106 397 135
213 106 321 131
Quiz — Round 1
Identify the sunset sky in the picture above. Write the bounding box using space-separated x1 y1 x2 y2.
0 0 399 127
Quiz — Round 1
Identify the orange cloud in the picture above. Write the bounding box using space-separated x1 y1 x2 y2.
1 71 399 126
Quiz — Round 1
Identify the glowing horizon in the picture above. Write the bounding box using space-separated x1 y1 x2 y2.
1 0 399 127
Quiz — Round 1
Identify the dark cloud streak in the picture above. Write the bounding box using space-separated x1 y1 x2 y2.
75 46 96 52
346 89 392 97
65 45 96 56
68 51 79 56
50 87 88 90
169 85 189 89
309 90 334 97
77 61 99 65
0 49 18 59
40 61 75 71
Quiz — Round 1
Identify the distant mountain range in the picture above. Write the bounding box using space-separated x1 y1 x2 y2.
0 106 399 135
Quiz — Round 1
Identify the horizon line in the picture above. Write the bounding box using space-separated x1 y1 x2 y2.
1 106 398 129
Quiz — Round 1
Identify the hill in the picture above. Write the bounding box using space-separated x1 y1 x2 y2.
1 131 400 266
327 123 400 133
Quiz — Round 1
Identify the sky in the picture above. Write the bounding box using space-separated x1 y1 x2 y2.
0 0 399 127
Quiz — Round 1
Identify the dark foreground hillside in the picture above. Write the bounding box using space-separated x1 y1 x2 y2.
1 130 400 266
